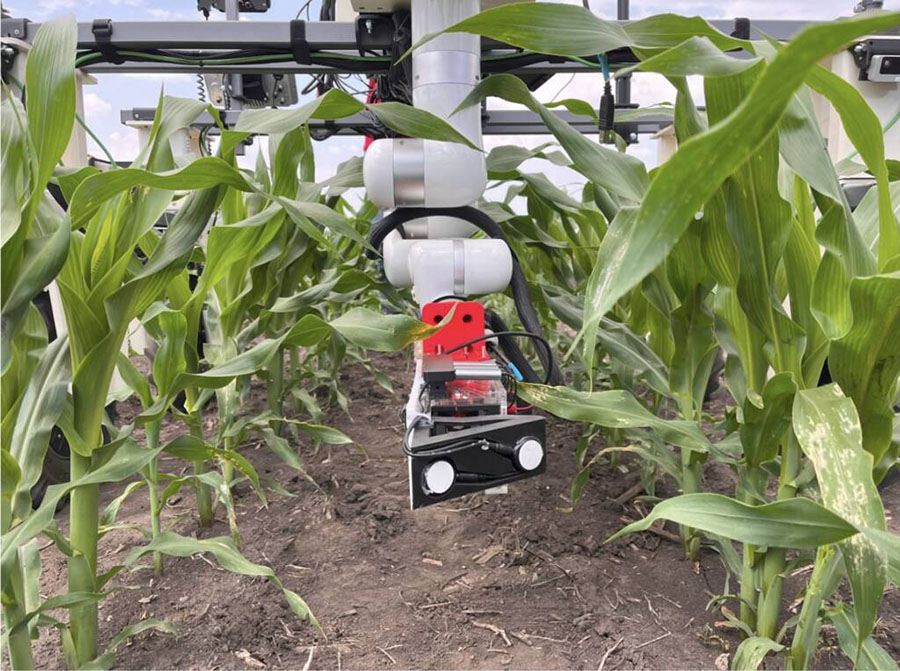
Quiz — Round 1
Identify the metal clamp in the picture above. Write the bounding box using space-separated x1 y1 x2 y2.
91 19 124 65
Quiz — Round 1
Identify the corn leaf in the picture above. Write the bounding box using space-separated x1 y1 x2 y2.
518 384 710 454
622 36 760 78
793 385 887 655
827 603 899 671
69 158 248 228
81 620 176 671
806 65 900 269
860 527 900 587
7 337 70 516
731 636 783 671
827 273 900 483
455 74 648 203
327 308 441 352
575 11 900 377
740 373 797 469
125 532 318 628
234 87 477 149
413 6 747 57
608 492 859 548
150 310 187 398
22 16 76 227
0 437 158 589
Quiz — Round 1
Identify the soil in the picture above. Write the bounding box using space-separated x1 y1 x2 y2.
30 353 900 671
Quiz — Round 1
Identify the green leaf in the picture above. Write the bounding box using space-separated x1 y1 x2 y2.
1 211 70 373
328 308 440 352
827 603 899 671
793 385 887 654
598 318 671 398
8 336 70 515
730 636 784 670
115 353 152 409
234 88 362 134
486 142 569 175
235 87 477 149
69 158 249 228
125 532 318 628
806 65 899 269
740 373 797 469
827 272 900 480
81 620 176 671
197 205 284 294
0 96 28 248
1 437 157 588
574 11 900 372
456 75 648 203
173 337 283 390
283 419 353 445
518 384 710 454
8 591 108 637
278 198 373 251
23 16 76 226
415 6 747 58
150 310 188 398
860 527 900 587
622 36 760 78
368 101 480 150
607 493 858 548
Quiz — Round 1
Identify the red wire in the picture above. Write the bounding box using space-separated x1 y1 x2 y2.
363 78 378 151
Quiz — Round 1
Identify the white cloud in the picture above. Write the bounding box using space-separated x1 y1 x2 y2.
90 128 139 161
118 73 195 83
145 7 193 18
31 0 143 18
83 92 112 116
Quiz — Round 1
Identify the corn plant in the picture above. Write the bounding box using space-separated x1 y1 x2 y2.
1 17 476 667
422 4 900 667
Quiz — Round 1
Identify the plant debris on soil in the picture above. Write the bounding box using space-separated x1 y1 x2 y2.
32 354 900 670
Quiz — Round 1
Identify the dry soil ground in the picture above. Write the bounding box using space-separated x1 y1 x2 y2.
31 353 900 670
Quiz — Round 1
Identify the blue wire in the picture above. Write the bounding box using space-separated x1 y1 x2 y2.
599 53 610 82
507 362 524 382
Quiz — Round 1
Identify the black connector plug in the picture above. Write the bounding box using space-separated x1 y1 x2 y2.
598 80 615 144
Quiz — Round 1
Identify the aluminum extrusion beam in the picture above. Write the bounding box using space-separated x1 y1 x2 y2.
3 17 824 55
121 107 675 136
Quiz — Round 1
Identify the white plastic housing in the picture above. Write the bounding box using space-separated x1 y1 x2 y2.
515 439 544 472
383 230 416 287
363 0 486 208
422 459 455 495
407 238 513 304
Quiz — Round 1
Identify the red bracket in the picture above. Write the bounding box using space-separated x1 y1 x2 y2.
422 301 488 362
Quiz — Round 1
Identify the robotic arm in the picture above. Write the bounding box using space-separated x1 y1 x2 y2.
361 0 557 509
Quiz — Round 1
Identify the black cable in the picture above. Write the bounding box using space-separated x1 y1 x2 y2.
485 309 542 385
403 415 484 458
366 206 563 386
443 331 553 385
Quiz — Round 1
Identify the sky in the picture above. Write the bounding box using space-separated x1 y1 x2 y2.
3 0 897 188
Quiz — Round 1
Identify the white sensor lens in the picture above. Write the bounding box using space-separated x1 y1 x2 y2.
422 459 455 495
516 439 544 471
